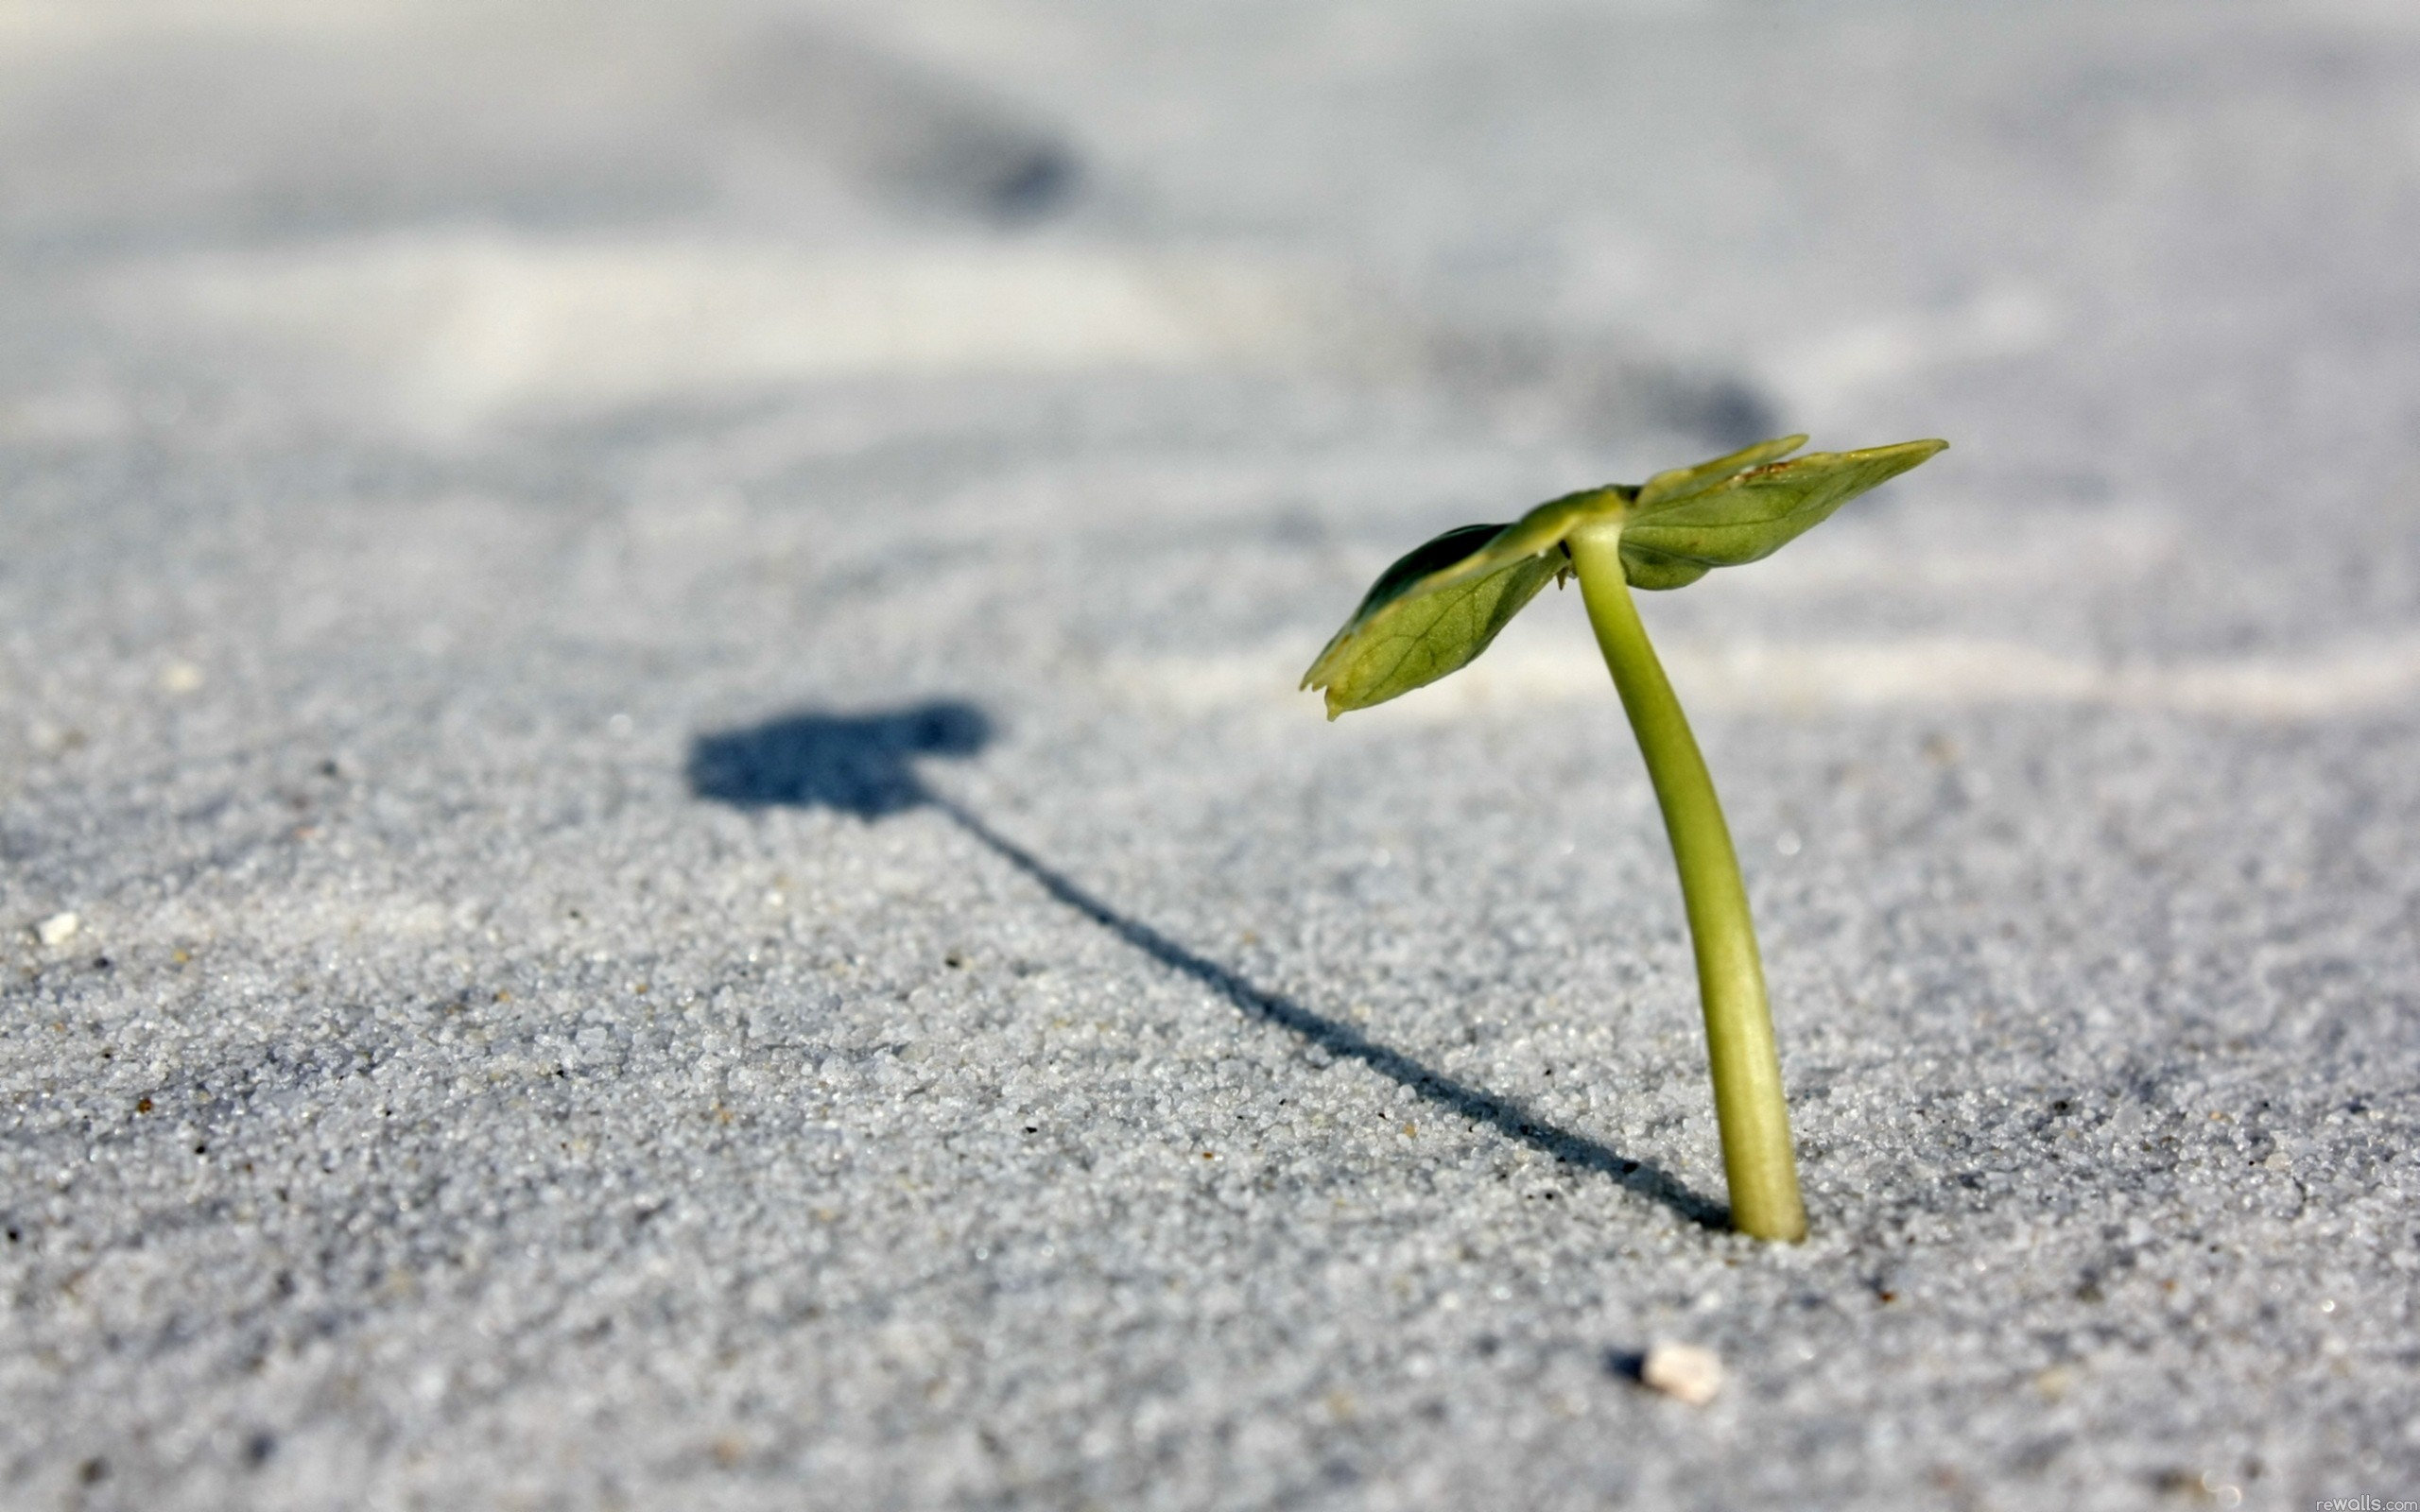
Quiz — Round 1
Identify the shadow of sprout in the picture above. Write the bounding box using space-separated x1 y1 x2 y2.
687 703 992 816
686 702 1725 1230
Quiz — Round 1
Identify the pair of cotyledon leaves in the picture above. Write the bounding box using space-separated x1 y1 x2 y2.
1301 434 1947 718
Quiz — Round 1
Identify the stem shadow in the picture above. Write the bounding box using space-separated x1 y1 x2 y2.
687 703 1727 1230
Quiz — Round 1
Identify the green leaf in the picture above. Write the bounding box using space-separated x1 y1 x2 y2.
1302 436 1947 713
1634 434 1809 509
1300 523 1574 717
1619 438 1948 591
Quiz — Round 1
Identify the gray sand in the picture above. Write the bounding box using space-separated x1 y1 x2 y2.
6 3 2420 1507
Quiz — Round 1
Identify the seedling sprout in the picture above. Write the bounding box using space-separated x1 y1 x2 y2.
1303 434 1946 1241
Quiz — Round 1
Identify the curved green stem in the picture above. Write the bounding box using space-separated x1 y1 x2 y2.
1565 522 1806 1242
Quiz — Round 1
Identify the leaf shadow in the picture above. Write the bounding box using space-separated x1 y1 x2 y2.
686 703 1728 1231
688 702 992 816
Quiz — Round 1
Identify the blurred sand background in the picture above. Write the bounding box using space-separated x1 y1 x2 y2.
6 3 2420 1507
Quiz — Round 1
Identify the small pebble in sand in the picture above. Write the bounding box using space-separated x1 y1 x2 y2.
1640 1343 1723 1405
34 912 81 946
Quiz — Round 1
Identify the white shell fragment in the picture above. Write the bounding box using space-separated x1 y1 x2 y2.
1640 1343 1723 1405
33 912 81 947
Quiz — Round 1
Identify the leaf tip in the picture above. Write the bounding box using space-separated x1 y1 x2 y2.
1875 437 1950 479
